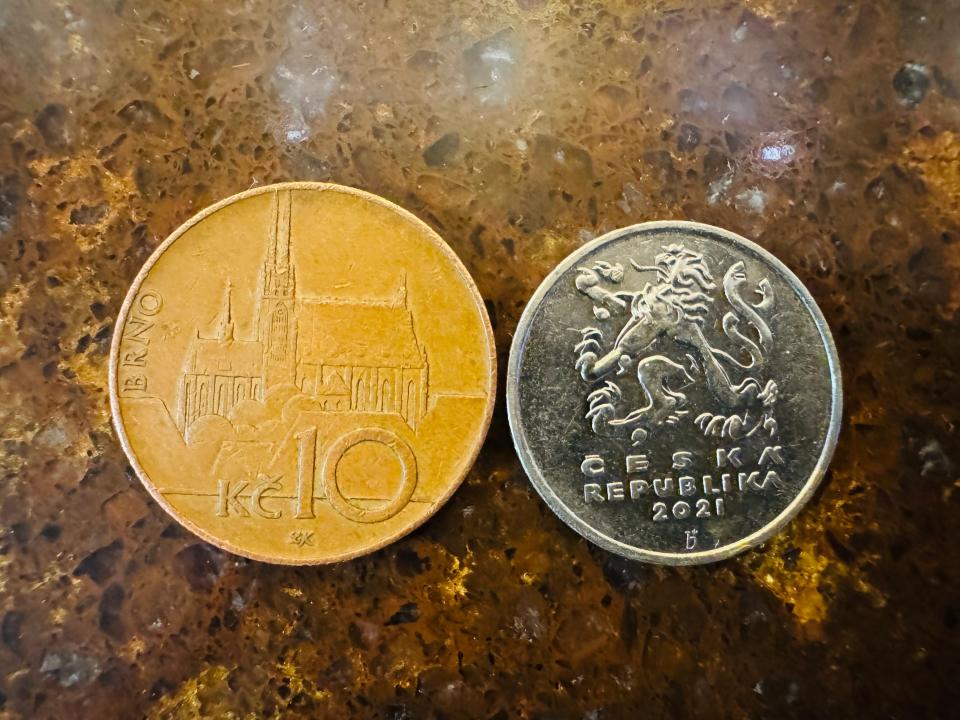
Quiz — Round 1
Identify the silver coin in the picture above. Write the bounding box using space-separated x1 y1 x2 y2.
507 221 841 565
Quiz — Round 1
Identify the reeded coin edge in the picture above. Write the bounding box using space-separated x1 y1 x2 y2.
109 181 497 565
506 220 842 566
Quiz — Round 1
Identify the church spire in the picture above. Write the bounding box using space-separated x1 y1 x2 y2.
394 272 408 307
258 189 298 388
273 189 291 270
264 190 295 297
216 280 235 341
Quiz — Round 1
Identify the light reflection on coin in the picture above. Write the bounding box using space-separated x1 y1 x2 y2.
507 221 841 565
110 183 495 564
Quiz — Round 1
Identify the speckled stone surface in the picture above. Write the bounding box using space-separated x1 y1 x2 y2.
1 1 959 718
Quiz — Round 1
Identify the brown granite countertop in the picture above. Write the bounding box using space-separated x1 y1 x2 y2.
1 1 958 717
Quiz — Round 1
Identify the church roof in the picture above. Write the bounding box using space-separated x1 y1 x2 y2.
297 300 424 368
319 370 350 395
187 337 263 377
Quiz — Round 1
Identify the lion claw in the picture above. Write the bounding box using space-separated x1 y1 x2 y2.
723 414 745 439
586 403 615 433
758 379 778 405
592 260 624 283
587 382 621 408
574 339 601 356
696 412 746 438
763 416 778 436
575 352 599 376
704 416 725 436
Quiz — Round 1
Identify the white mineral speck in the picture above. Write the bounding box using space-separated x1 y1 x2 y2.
35 423 70 450
270 5 339 143
286 128 308 143
760 143 795 162
735 187 768 215
463 29 519 106
919 439 951 477
707 169 734 205
618 182 645 213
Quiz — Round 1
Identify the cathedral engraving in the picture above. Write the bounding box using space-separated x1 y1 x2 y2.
175 189 429 439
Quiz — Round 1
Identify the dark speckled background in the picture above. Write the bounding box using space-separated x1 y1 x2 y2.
1 1 959 718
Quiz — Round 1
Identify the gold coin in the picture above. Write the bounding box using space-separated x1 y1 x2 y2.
109 183 495 564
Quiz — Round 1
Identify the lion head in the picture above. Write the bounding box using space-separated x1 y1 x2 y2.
631 243 716 325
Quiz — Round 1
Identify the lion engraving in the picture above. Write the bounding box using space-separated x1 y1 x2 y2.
573 244 778 444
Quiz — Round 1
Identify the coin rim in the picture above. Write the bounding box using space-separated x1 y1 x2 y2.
109 181 497 565
506 220 842 565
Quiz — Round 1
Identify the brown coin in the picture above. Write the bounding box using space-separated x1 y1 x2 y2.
109 183 496 564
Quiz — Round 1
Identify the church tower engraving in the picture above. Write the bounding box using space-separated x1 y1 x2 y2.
175 189 430 437
258 189 298 389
